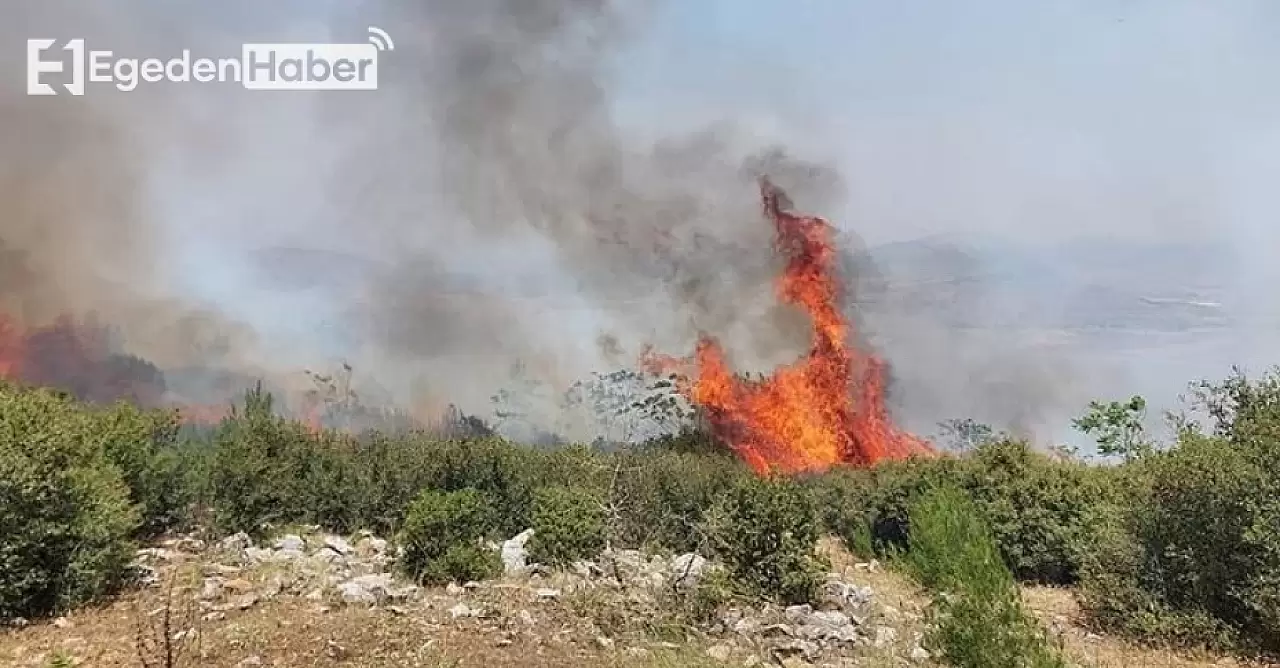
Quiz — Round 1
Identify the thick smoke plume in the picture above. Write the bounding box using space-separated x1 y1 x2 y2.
0 1 1105 442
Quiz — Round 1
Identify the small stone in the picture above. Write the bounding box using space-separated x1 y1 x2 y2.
449 603 474 619
356 537 387 557
219 532 253 552
534 588 560 601
446 582 464 596
236 657 263 667
706 644 732 661
274 534 305 552
732 617 762 636
741 656 761 667
495 638 513 647
222 579 254 593
873 625 897 648
199 579 224 601
519 610 536 626
52 616 72 629
463 581 481 590
910 646 931 661
570 560 600 579
323 535 353 555
784 605 813 622
595 636 615 650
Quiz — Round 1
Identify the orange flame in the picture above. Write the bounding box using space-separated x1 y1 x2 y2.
642 179 931 474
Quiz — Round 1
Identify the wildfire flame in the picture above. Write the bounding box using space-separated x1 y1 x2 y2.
642 178 932 474
0 313 166 406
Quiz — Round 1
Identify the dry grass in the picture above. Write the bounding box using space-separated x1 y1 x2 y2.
0 579 737 668
1021 586 1273 668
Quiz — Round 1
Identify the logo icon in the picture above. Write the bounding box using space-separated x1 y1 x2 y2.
27 38 85 95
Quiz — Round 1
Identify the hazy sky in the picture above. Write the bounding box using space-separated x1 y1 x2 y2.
616 0 1279 246
7 0 1280 442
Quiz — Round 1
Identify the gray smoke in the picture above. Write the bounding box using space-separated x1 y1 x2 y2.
3 0 1175 445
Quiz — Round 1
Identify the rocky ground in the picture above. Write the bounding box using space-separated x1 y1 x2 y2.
0 530 1264 667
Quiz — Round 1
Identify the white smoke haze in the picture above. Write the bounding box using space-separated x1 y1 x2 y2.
2 1 1276 448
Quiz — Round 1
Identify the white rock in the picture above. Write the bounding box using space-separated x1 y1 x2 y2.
218 532 253 552
274 534 305 552
706 644 732 662
449 602 474 619
534 588 561 601
910 646 931 661
669 553 708 589
356 537 388 557
199 578 224 601
501 529 535 575
873 625 898 648
323 535 353 555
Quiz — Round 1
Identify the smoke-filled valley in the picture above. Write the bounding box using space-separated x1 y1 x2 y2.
1 1 1274 452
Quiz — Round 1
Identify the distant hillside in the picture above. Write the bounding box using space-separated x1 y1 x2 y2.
856 235 1237 332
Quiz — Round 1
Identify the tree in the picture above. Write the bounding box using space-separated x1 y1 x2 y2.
1072 395 1152 461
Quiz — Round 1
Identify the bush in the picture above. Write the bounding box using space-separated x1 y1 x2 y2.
0 384 140 620
816 440 1112 585
89 403 191 536
614 448 748 554
1079 429 1280 650
958 439 1114 584
424 544 502 584
704 475 826 604
528 485 606 566
906 485 1067 668
397 488 498 585
205 385 314 535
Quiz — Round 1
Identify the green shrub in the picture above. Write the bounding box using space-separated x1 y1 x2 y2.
906 485 1067 668
811 455 956 557
397 487 498 585
1079 429 1280 650
528 485 606 566
958 439 1114 584
0 384 140 620
704 475 826 604
614 449 748 554
423 544 502 584
89 403 191 535
205 386 314 535
816 440 1112 585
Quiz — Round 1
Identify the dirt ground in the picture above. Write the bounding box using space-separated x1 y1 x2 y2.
1 541 1270 668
